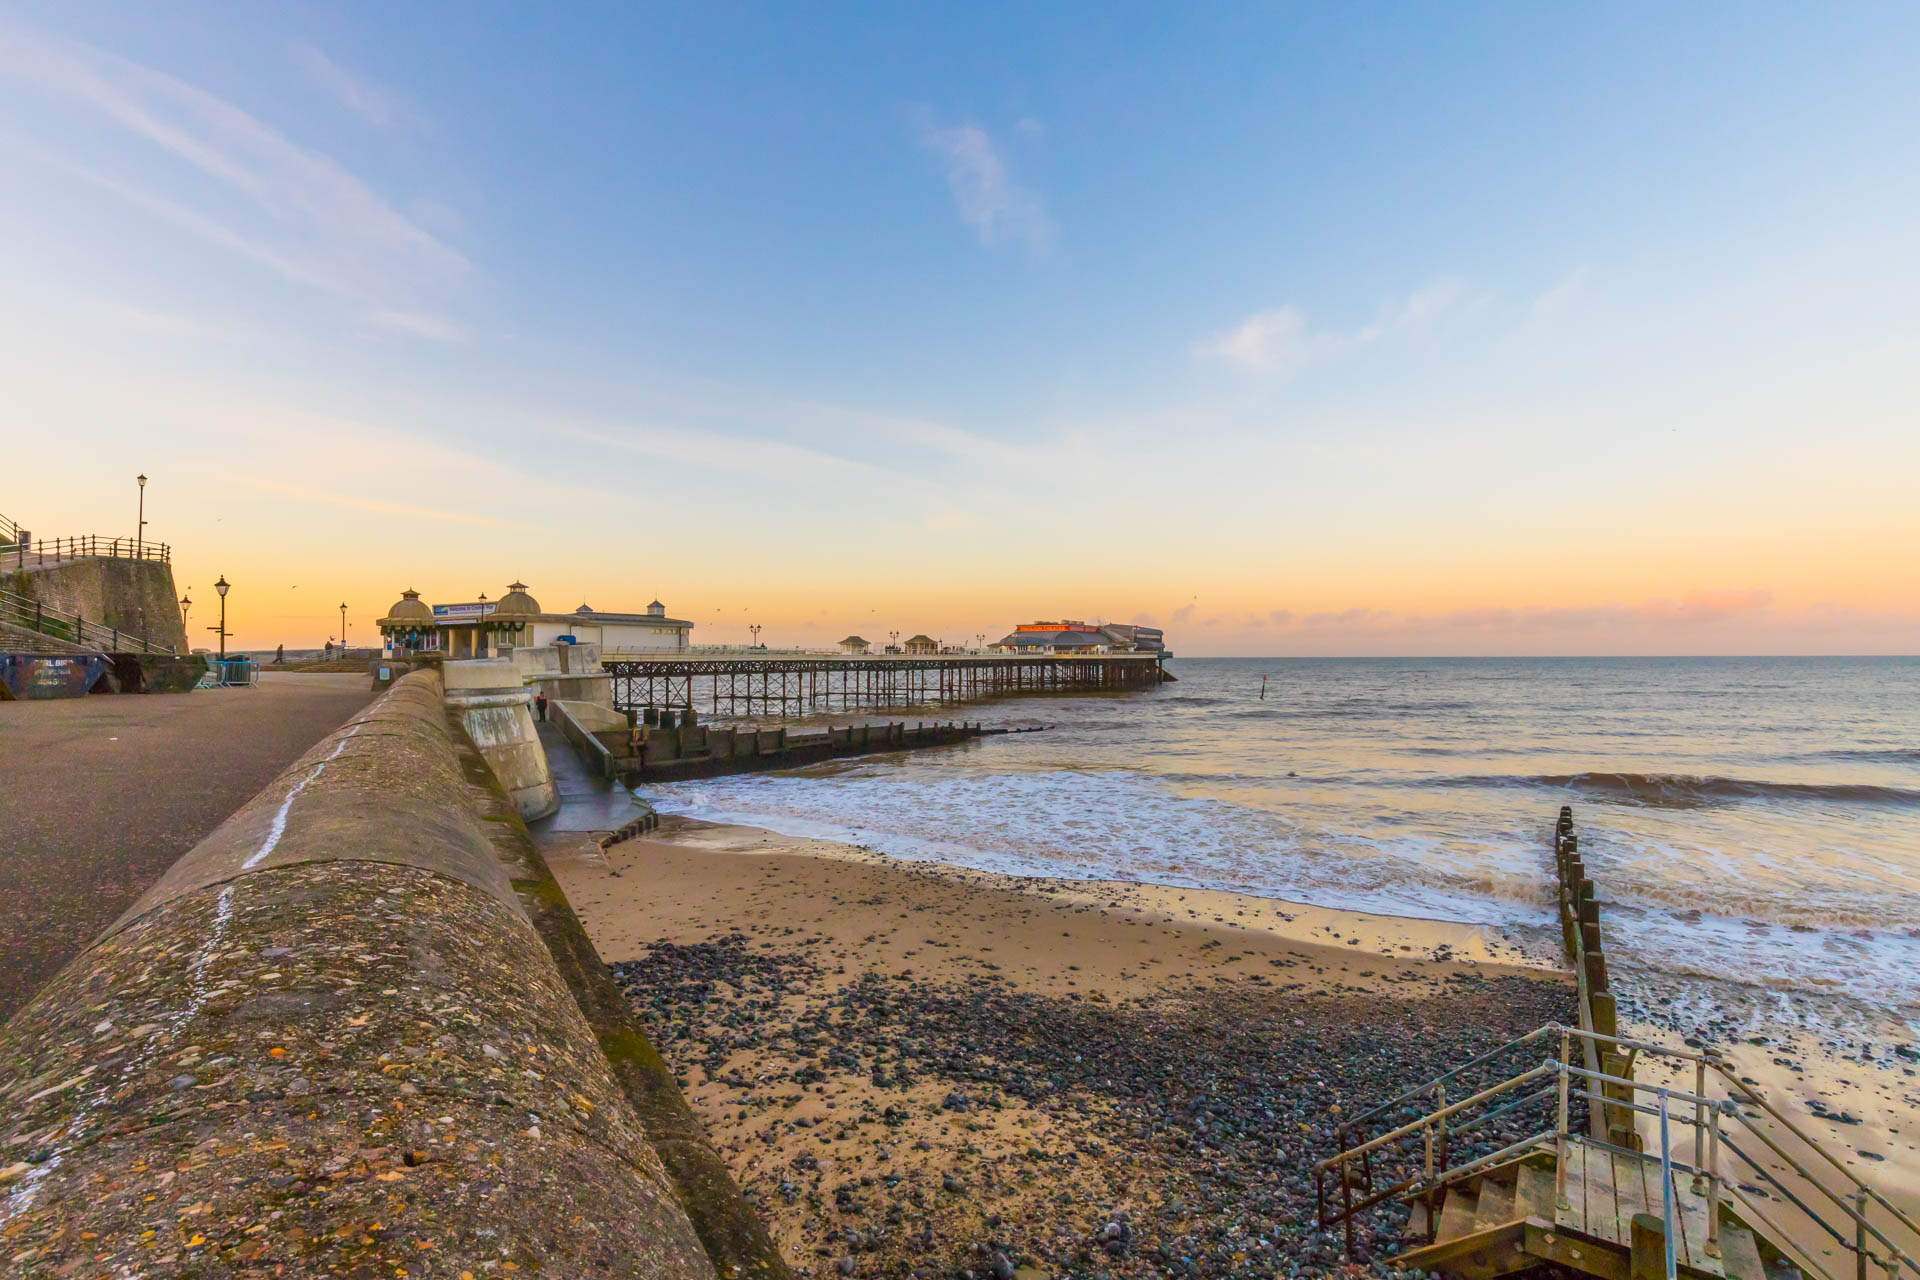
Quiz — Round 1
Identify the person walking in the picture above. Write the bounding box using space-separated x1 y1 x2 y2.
534 692 548 721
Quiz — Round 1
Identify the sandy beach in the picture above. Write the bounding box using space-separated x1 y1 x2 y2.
542 816 1575 1278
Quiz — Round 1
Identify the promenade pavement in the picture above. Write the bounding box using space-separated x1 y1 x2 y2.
0 671 373 1019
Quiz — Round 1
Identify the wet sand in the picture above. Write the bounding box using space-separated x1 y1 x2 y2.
544 817 1574 1277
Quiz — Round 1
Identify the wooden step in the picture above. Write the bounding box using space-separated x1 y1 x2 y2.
1475 1177 1517 1231
1436 1184 1482 1243
1515 1162 1556 1222
1718 1225 1766 1280
1394 1220 1533 1280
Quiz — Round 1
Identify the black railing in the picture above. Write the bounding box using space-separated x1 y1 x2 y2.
10 535 171 569
0 587 176 654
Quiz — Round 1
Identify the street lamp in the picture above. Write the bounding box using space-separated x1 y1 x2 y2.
749 623 762 648
136 474 146 555
339 602 348 654
180 594 192 625
213 575 229 660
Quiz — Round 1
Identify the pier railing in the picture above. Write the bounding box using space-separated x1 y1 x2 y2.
606 652 1166 718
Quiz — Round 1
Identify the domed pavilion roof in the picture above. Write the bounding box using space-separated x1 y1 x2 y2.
493 581 542 617
381 588 432 624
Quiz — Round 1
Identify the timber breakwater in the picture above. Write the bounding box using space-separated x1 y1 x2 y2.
549 697 1040 784
0 670 787 1280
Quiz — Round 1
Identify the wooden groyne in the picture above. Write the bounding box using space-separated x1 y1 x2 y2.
1554 803 1638 1147
554 704 1035 783
606 652 1167 718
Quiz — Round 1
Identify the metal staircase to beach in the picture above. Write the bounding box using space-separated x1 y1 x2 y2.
1312 805 1916 1280
1313 1023 1918 1280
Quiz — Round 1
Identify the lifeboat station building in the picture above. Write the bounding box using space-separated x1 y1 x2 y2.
378 583 693 659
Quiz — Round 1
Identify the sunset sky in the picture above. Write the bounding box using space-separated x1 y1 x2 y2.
2 2 1916 654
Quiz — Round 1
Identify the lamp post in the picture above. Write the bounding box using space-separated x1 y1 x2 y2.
749 623 761 649
180 594 192 625
889 630 899 654
136 474 147 555
340 602 348 655
214 575 229 660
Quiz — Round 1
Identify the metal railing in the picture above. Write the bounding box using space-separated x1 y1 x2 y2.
10 534 171 569
0 587 177 654
1313 1023 1918 1280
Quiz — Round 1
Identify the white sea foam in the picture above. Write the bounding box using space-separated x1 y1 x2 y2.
648 657 1920 1039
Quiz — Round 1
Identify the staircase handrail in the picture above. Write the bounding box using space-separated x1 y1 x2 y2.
1315 1061 1558 1172
1320 1023 1916 1280
1562 1056 1917 1280
1336 1023 1559 1138
0 586 177 655
1712 1061 1920 1248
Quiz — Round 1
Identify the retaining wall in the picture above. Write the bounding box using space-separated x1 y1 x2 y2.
15 557 189 652
444 657 558 820
0 669 781 1278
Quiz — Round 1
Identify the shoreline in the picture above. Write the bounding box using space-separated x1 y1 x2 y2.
555 815 1557 993
541 816 1575 1277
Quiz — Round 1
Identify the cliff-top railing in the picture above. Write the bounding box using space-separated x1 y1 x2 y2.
8 534 171 569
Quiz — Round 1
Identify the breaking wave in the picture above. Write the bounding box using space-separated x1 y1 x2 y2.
1425 772 1920 808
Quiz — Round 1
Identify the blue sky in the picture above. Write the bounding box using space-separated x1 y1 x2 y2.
2 2 1917 652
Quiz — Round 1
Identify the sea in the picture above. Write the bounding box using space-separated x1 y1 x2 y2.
645 657 1920 1056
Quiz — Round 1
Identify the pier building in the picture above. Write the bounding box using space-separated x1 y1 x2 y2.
379 583 693 658
989 620 1165 654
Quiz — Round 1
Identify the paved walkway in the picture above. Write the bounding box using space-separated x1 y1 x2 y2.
0 672 374 1020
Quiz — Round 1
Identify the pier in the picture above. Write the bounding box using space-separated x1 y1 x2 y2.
604 651 1168 717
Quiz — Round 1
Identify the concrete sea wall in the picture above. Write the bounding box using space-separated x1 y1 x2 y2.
444 657 559 821
0 670 784 1279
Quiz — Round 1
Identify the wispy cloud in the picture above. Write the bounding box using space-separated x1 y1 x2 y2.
220 472 534 530
371 310 465 341
1198 278 1476 375
0 22 467 334
1530 265 1591 320
914 112 1052 251
300 45 417 130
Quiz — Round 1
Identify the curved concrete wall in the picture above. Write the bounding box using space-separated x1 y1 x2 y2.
443 657 558 820
0 671 718 1278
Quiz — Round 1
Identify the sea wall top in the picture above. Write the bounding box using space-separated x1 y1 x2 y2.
0 669 718 1279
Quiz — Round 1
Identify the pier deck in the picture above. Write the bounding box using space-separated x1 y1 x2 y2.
605 652 1167 717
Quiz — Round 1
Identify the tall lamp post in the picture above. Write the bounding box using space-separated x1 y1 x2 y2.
136 474 147 555
180 594 192 626
213 576 229 660
339 602 348 655
748 623 762 649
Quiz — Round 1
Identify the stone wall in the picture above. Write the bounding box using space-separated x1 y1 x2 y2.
17 557 189 652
